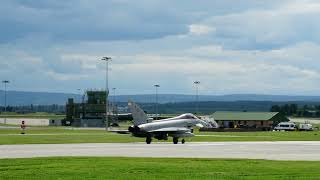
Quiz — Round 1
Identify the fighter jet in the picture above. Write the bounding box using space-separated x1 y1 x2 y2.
127 100 211 144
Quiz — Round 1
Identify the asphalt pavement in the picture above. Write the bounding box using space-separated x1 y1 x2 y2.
1 141 320 161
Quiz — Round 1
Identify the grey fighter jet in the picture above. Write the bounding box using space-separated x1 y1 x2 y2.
127 100 211 144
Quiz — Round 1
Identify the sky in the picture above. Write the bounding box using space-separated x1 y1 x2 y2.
1 0 320 95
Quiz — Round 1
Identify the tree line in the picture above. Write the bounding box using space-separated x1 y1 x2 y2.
270 104 320 117
0 104 65 114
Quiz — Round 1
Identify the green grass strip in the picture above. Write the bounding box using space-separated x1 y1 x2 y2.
1 157 320 179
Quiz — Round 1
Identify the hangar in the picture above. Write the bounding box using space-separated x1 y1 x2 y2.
211 111 289 130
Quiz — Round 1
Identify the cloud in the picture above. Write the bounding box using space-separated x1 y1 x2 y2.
1 0 320 96
0 0 192 43
46 71 89 81
0 0 291 43
188 24 215 35
197 0 320 49
68 41 318 95
0 51 45 73
60 54 99 71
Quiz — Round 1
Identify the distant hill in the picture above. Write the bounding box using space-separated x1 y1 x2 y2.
0 90 81 106
1 90 320 105
114 94 320 103
138 101 320 114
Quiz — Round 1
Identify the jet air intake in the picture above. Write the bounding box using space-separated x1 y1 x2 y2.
128 125 146 137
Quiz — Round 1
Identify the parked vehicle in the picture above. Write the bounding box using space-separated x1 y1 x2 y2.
274 122 296 131
298 123 313 131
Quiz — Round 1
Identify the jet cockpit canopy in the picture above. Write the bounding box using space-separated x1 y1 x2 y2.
174 113 198 120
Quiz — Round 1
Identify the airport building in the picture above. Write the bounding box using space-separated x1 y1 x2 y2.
211 111 289 130
65 90 118 127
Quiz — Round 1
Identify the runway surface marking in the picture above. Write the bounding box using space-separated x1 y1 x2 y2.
1 141 320 161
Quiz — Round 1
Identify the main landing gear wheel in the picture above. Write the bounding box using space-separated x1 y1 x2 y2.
173 137 179 144
181 139 185 144
146 136 152 144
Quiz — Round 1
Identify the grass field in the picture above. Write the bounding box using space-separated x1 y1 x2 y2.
1 157 320 179
0 127 143 144
0 127 319 145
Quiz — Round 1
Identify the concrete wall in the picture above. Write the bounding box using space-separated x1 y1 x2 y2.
72 118 105 127
49 119 62 126
0 118 49 126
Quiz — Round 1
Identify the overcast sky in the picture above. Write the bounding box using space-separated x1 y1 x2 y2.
1 0 320 95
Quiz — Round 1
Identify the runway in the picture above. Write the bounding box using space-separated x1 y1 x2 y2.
1 141 320 161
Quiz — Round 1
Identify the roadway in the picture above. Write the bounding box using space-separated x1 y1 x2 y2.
1 141 320 161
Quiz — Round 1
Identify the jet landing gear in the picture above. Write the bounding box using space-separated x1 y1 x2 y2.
173 138 186 144
173 137 179 144
146 136 152 144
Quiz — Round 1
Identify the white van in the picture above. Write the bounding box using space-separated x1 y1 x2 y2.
298 123 313 131
274 122 296 131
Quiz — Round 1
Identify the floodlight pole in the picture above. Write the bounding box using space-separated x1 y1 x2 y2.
2 80 9 124
112 87 116 116
101 57 112 130
154 84 160 120
112 88 116 105
112 87 117 124
194 81 200 115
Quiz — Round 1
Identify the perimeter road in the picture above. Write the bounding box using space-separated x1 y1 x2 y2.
1 142 320 160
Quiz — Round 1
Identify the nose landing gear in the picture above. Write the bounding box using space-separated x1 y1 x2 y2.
146 136 152 144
